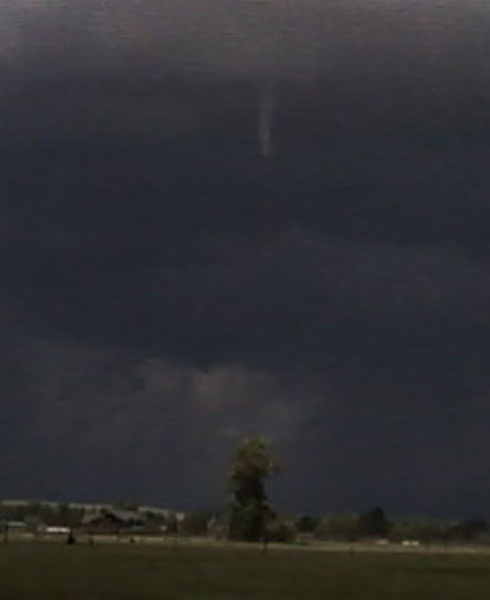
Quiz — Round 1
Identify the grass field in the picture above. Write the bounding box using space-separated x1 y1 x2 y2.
2 541 490 599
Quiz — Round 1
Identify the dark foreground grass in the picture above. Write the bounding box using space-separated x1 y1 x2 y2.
1 542 490 600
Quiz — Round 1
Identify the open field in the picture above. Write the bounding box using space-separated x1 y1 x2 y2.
2 541 490 600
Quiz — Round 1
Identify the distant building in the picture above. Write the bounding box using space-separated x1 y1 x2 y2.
1 520 27 542
44 526 71 535
4 521 26 530
82 509 146 534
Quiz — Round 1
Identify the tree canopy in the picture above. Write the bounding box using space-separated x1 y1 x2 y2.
228 437 278 542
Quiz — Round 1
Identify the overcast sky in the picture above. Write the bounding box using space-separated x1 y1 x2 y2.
2 1 490 517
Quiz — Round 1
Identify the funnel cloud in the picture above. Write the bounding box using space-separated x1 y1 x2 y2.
258 86 276 159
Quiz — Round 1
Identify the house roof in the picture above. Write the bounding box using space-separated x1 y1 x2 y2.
82 508 145 525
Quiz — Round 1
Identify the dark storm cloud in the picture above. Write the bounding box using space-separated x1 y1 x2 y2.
1 334 322 506
2 1 490 515
4 1 489 79
3 331 490 515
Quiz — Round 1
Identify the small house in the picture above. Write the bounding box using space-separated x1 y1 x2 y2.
82 508 146 534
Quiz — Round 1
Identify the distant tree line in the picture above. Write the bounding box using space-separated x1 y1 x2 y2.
2 437 490 545
0 502 85 531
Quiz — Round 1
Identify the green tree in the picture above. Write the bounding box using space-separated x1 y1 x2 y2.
181 511 213 537
315 513 360 541
265 518 297 543
166 512 179 535
389 518 445 543
228 437 278 542
296 515 320 534
444 518 489 542
358 507 391 537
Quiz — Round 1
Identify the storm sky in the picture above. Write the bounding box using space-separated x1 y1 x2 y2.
2 0 490 517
